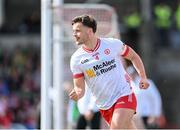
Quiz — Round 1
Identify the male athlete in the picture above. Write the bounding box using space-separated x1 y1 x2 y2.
69 14 149 129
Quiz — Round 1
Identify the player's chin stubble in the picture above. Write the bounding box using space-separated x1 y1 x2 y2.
76 41 83 45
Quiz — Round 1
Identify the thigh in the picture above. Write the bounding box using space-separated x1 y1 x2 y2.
110 93 137 129
100 93 137 128
111 108 135 129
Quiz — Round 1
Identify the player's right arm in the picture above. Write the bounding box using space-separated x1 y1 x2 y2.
69 54 85 101
69 77 85 101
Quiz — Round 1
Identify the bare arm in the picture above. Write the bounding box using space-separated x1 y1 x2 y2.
122 45 149 89
69 77 85 101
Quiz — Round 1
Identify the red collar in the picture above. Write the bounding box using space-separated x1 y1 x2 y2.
82 38 101 53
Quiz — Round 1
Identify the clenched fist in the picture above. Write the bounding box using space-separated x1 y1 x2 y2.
139 78 149 89
69 89 79 101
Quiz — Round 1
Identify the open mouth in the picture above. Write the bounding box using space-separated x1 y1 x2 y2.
74 36 79 41
76 37 80 41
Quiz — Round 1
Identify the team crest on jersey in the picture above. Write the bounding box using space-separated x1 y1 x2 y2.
94 55 99 60
104 49 110 55
92 52 100 60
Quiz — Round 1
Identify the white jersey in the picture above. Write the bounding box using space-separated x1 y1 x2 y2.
70 38 132 110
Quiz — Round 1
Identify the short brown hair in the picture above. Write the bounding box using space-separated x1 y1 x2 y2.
72 14 97 33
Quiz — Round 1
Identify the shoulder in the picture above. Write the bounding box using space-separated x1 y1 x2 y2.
101 37 123 42
100 38 125 53
71 48 83 63
71 47 84 57
101 37 124 45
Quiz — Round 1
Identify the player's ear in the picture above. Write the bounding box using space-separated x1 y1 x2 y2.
87 28 93 35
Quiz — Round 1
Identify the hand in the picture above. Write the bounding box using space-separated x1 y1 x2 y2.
84 110 94 121
139 78 149 89
69 89 79 101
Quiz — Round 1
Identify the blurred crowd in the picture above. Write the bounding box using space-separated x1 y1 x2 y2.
0 1 180 50
122 1 180 51
0 11 40 34
0 46 40 129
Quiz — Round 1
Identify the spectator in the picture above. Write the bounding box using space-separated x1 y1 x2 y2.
0 95 12 128
18 11 40 34
175 0 180 31
127 65 166 129
154 3 172 47
123 9 142 53
169 0 180 49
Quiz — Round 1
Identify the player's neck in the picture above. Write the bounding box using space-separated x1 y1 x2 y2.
83 36 98 51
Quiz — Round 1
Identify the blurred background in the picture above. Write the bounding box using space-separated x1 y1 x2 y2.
0 0 180 129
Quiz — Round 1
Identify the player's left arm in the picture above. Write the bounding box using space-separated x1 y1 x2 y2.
122 45 149 89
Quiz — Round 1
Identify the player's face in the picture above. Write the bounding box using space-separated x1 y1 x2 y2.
72 22 89 45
